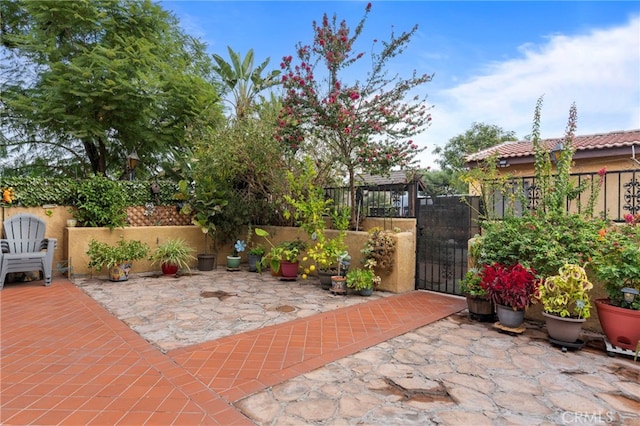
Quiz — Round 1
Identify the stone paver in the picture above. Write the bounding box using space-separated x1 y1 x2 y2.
74 269 389 352
74 270 640 425
235 314 640 425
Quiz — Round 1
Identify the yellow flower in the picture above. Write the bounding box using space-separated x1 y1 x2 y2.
2 187 14 204
302 274 308 280
309 264 316 272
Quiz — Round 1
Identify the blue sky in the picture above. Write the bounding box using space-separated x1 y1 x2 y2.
160 1 640 168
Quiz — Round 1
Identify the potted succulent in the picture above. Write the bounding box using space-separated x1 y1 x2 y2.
460 268 494 321
538 263 593 344
479 262 539 328
591 214 640 352
227 240 245 270
149 238 195 276
87 237 150 282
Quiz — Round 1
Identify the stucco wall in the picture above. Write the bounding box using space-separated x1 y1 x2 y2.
2 207 418 294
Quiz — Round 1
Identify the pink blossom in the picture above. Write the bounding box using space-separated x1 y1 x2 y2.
598 167 606 177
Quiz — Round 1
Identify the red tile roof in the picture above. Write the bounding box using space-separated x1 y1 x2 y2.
466 129 640 162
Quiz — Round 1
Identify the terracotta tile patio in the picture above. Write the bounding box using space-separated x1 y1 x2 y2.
0 278 465 425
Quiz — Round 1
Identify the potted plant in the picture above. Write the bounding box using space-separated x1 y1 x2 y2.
314 239 350 290
227 240 245 270
537 263 593 344
247 245 266 272
346 259 381 296
479 262 539 328
176 178 228 271
460 268 494 322
329 250 351 294
254 227 281 275
149 238 195 276
591 213 640 352
245 225 266 272
361 227 396 272
277 240 307 280
87 237 150 282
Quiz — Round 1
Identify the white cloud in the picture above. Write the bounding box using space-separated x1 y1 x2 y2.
419 15 640 168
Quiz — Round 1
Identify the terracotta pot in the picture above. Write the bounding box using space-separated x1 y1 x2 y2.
543 312 585 343
161 263 179 275
595 299 640 351
496 304 524 328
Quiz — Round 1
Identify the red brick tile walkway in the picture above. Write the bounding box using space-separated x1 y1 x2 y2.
1 279 465 425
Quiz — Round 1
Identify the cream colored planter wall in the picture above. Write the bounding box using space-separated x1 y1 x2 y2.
2 207 417 293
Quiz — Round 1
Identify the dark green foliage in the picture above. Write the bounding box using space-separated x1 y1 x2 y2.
434 122 517 173
477 213 604 279
1 0 222 177
0 177 79 206
0 177 179 207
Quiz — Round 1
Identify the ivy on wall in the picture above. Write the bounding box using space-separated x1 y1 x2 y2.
0 177 179 208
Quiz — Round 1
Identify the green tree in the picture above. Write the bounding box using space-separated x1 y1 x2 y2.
212 46 281 120
0 0 223 178
433 122 517 173
277 3 433 227
432 122 516 194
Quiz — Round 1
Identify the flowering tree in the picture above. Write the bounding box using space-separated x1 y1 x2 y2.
276 3 433 226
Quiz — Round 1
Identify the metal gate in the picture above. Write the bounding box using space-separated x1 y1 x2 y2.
415 196 480 295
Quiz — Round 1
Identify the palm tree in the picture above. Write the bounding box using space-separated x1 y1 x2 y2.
212 46 281 120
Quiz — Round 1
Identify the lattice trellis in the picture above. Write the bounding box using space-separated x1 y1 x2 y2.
126 206 192 227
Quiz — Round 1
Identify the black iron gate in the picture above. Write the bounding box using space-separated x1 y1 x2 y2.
415 196 481 295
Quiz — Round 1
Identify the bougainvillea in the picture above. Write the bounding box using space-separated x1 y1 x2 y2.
276 3 433 226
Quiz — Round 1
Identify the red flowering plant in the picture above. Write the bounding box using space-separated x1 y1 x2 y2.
276 3 433 227
479 263 540 311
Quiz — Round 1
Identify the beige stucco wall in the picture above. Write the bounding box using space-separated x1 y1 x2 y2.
2 207 417 294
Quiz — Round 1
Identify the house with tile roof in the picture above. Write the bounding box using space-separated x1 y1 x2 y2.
464 129 640 220
466 129 640 175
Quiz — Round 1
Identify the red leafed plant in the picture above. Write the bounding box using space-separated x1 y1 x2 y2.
480 263 540 310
